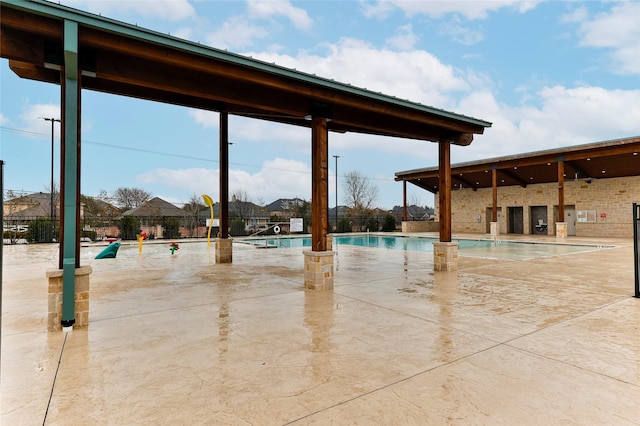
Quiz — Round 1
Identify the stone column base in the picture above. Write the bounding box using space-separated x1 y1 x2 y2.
303 250 335 290
556 222 567 239
46 266 92 331
215 238 233 263
490 221 499 239
433 242 459 272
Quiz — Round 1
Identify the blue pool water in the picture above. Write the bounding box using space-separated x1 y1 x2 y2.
246 235 490 251
242 234 611 260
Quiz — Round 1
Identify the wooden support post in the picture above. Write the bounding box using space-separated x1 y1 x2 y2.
492 168 498 222
558 160 565 220
438 139 452 242
403 180 407 221
311 117 328 251
219 111 229 239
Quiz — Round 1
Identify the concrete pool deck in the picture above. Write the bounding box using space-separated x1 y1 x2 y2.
2 233 639 424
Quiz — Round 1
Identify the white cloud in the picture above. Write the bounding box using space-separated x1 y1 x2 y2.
17 102 96 138
188 109 218 129
453 85 640 163
560 6 588 24
438 16 484 45
573 2 640 75
0 112 9 126
385 24 419 51
205 15 269 50
362 0 540 20
247 0 312 31
18 102 61 136
59 0 195 21
246 37 469 109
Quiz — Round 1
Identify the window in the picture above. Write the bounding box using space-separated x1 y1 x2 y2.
577 210 596 223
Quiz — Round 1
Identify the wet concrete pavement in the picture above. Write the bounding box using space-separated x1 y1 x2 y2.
2 234 639 424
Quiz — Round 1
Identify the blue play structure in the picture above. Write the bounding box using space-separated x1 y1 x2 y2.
95 242 121 259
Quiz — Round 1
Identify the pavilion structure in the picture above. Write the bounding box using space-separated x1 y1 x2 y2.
0 0 491 330
396 136 640 239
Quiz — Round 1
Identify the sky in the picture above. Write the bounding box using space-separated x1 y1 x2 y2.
1 0 639 210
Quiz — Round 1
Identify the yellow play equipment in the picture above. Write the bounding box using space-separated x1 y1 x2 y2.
202 194 214 247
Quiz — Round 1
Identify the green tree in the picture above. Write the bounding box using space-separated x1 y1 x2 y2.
381 213 396 232
162 217 181 239
26 217 54 243
291 199 311 233
230 218 246 236
336 217 351 233
365 215 379 232
118 215 140 240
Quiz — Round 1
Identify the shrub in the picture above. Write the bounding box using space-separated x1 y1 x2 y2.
381 213 396 232
336 217 351 233
365 216 379 232
26 218 54 243
162 217 181 239
118 216 140 240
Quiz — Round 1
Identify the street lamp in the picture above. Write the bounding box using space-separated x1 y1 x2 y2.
42 117 60 236
333 155 340 231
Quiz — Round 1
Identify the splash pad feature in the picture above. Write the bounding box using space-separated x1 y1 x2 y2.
95 242 121 259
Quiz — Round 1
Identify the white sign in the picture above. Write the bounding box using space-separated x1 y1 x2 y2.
206 219 220 227
290 218 304 233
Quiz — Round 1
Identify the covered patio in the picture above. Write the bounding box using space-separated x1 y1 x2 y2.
0 0 490 330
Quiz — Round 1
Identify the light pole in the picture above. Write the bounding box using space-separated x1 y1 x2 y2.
43 117 60 236
333 155 340 231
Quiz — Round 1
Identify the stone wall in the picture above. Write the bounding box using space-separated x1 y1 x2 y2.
434 176 639 237
46 266 92 331
401 221 439 233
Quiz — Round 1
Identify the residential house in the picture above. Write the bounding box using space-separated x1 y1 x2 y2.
121 197 186 239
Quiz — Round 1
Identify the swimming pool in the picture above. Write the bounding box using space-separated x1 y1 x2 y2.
242 234 611 260
81 234 612 263
245 234 443 250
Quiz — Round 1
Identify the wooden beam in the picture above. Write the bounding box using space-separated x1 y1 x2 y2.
81 25 487 136
558 161 565 221
311 117 329 251
438 140 452 242
219 111 229 238
492 168 498 222
498 168 528 188
403 180 407 221
565 160 592 179
451 175 478 191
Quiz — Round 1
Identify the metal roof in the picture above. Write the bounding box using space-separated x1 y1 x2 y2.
0 0 491 145
396 136 640 193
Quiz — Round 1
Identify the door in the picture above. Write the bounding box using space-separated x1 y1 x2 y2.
565 206 576 236
508 207 523 234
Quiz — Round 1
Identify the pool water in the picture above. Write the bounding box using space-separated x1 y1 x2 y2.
243 234 611 260
82 235 611 263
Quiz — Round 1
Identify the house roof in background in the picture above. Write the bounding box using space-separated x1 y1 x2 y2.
122 197 185 217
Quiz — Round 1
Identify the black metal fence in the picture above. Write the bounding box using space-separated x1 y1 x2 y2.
633 203 639 298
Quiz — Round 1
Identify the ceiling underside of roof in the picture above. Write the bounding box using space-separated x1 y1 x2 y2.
396 137 640 193
0 2 490 145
